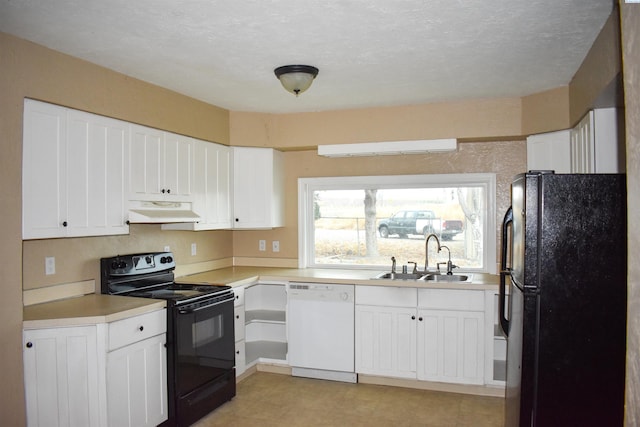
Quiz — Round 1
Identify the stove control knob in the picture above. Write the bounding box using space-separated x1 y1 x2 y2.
118 261 127 269
145 256 152 264
166 256 173 263
111 261 119 270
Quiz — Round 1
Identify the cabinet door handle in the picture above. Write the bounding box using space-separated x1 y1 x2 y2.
418 317 423 321
26 342 33 348
62 221 68 227
139 326 144 331
411 315 416 320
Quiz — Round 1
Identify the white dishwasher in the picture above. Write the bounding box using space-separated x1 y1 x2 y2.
287 282 356 383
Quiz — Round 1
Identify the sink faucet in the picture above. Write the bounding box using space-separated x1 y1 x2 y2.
391 256 397 275
439 245 458 275
424 233 441 272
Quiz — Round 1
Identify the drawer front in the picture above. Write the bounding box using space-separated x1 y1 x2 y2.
356 285 417 307
233 286 245 307
418 289 484 311
108 309 166 351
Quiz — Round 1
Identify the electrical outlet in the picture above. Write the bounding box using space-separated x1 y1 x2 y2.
164 246 170 252
259 240 266 251
45 257 55 275
272 241 280 252
191 243 197 256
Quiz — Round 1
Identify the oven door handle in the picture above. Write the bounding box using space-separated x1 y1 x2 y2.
177 298 230 314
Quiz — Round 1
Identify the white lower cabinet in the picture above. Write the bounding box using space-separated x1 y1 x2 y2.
417 289 485 385
355 304 417 378
355 286 418 379
23 309 167 427
105 310 168 427
355 286 485 386
23 326 101 427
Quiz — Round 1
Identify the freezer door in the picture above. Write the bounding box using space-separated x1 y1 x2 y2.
510 174 526 287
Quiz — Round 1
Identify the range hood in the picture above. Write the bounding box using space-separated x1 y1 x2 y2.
128 201 200 224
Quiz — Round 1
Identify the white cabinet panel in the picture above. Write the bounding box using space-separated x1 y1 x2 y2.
162 140 232 231
23 100 67 239
417 309 485 385
570 108 625 173
107 334 167 427
163 132 193 199
526 130 571 173
355 305 416 379
23 99 129 239
66 110 129 237
23 326 101 427
232 147 284 229
129 125 192 202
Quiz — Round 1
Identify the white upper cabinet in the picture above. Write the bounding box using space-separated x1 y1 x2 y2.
570 108 626 173
232 147 285 229
162 139 232 231
129 124 193 202
526 130 571 173
23 100 129 239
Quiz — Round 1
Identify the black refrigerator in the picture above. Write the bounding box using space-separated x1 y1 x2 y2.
499 171 627 427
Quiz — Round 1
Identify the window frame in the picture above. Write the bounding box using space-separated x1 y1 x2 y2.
297 173 497 273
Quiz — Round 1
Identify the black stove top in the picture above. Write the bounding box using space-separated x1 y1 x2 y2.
127 283 231 303
100 252 232 305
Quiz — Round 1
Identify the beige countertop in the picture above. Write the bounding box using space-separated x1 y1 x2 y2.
23 294 166 329
23 267 498 329
178 267 500 291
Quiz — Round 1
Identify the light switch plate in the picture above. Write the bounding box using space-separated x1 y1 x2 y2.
272 241 280 252
259 240 266 251
191 243 197 256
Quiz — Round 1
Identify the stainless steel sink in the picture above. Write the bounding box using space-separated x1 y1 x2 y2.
373 272 425 280
422 274 471 282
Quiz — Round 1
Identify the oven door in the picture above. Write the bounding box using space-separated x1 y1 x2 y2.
174 295 235 397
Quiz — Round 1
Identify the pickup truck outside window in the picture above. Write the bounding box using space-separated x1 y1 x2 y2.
298 174 496 273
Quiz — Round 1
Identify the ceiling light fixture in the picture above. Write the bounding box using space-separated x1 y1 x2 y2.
317 139 458 157
274 65 319 96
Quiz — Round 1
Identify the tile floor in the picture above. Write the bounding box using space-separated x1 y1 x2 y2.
193 372 505 427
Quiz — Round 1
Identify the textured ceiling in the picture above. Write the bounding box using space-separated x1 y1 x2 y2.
0 0 614 113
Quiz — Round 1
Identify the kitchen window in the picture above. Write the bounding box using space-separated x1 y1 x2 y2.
298 173 496 273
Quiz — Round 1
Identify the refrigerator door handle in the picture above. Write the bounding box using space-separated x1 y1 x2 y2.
499 206 513 337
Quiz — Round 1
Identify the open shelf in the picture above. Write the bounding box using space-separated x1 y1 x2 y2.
245 309 286 323
245 341 288 365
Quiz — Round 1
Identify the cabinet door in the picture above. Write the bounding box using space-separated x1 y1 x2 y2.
193 140 231 228
355 305 416 379
417 309 485 384
163 132 193 200
129 124 164 200
526 130 571 173
22 100 68 239
107 334 168 427
232 147 284 228
67 110 129 236
23 326 101 427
